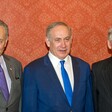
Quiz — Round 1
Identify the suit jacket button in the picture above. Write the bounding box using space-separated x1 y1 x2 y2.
6 107 8 111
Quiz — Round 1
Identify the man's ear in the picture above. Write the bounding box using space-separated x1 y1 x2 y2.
5 39 8 47
45 37 50 47
107 40 112 49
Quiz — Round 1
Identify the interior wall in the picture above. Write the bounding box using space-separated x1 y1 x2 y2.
0 0 112 67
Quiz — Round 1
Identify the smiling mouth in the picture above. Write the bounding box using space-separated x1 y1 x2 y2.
59 49 67 52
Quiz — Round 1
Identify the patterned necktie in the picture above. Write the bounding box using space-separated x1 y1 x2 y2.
60 60 72 105
0 65 9 101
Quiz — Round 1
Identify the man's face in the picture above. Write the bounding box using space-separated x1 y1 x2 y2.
0 26 8 55
46 25 72 59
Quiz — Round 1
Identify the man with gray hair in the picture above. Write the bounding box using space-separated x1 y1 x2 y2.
92 28 112 112
22 21 94 112
0 20 22 112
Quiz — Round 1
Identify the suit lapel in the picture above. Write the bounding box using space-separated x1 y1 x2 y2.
44 55 69 105
71 57 80 105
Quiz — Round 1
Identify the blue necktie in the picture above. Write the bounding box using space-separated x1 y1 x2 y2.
0 65 9 101
60 60 72 105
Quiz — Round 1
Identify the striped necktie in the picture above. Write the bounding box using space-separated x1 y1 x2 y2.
0 65 9 101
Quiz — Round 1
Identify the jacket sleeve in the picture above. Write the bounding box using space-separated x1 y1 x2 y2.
22 67 38 112
85 66 94 112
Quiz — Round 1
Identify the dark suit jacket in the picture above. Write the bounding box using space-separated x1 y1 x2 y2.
22 54 94 112
92 57 112 112
0 54 22 112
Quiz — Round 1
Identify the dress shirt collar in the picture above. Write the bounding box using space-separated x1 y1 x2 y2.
0 55 4 65
48 51 70 67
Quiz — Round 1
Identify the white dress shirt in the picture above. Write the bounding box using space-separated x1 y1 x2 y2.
0 56 11 93
48 52 74 91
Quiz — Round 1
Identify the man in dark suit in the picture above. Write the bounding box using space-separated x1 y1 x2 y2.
92 28 112 112
22 22 94 112
0 20 22 112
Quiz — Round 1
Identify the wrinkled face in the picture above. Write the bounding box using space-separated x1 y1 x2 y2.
46 25 72 59
0 26 8 55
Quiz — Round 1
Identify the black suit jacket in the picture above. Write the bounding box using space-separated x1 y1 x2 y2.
92 57 112 112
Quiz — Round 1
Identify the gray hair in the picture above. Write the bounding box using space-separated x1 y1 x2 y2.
0 20 9 38
108 28 112 40
46 22 72 39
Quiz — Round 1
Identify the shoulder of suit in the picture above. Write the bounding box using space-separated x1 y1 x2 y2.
92 56 112 69
3 54 22 64
71 55 90 66
25 55 46 68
